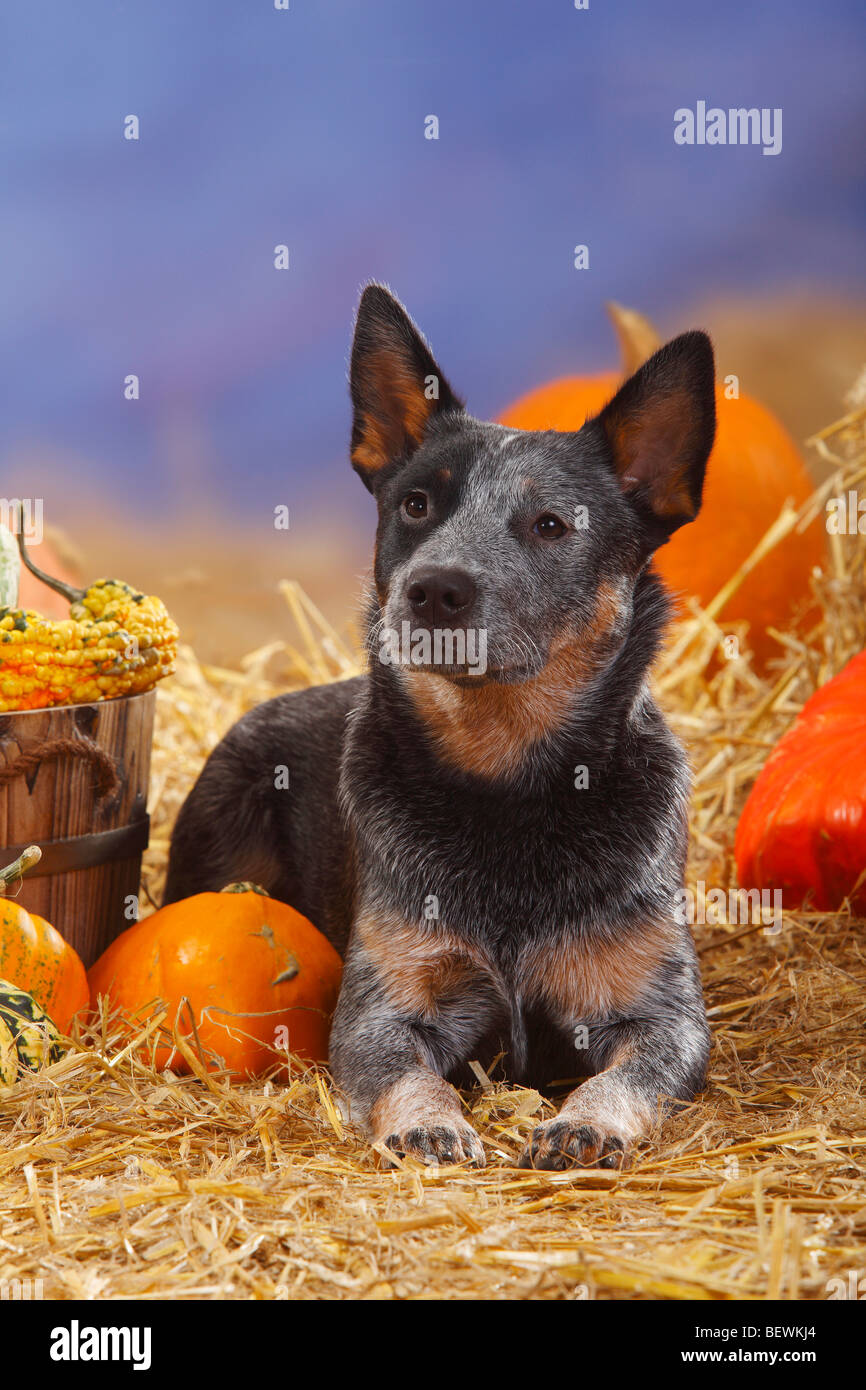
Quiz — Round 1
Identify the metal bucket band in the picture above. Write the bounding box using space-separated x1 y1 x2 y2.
2 816 150 877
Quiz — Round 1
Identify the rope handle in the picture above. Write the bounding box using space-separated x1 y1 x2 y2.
0 737 121 804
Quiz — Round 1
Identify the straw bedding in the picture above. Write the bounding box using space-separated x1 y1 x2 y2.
1 407 865 1301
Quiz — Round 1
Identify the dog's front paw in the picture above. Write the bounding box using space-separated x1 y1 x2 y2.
518 1118 626 1171
380 1117 486 1168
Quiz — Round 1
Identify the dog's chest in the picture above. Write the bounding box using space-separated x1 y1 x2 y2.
481 921 669 1025
350 741 674 937
368 913 666 1038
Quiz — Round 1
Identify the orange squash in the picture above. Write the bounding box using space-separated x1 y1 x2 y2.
87 883 343 1078
735 650 866 912
0 847 90 1034
499 304 825 666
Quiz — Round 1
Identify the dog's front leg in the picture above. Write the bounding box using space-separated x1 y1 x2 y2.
329 912 500 1167
520 953 710 1171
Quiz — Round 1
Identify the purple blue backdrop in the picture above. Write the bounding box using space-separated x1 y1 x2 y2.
1 0 864 522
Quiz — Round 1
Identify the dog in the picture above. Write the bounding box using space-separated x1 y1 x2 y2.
165 283 715 1171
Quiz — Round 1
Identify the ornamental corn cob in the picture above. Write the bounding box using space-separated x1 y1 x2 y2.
0 521 178 712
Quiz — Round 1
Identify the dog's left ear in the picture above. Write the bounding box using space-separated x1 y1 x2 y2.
595 330 716 536
350 284 463 492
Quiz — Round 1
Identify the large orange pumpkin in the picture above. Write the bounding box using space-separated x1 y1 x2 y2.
735 650 866 912
87 883 343 1078
499 305 825 666
0 848 90 1034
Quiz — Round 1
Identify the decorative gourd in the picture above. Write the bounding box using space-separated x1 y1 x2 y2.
0 847 89 1033
735 650 866 911
0 979 65 1083
499 304 825 666
1 521 179 712
88 883 343 1078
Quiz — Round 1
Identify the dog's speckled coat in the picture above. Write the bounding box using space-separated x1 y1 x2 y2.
166 285 716 1170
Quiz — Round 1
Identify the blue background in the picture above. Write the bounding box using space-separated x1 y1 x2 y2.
1 0 864 521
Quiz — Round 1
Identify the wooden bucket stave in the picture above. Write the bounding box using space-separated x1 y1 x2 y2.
0 689 155 967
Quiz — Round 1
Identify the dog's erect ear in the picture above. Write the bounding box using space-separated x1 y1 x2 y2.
595 330 716 536
350 284 463 491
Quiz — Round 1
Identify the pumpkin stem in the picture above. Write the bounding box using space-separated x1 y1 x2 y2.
15 506 85 605
0 844 42 894
220 881 269 897
606 302 663 375
272 960 300 985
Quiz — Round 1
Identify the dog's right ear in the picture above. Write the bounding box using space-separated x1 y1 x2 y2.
595 330 716 539
350 284 463 492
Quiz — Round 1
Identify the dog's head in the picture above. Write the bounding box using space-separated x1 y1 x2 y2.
350 284 715 684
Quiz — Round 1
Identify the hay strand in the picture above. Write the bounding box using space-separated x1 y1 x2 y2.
1 403 865 1300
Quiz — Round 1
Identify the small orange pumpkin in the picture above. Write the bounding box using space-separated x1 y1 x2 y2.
0 847 90 1034
87 883 343 1078
499 304 825 666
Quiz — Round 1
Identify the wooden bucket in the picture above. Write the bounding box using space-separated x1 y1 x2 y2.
0 690 155 967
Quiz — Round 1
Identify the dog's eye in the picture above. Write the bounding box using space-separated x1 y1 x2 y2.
533 513 567 539
403 492 428 519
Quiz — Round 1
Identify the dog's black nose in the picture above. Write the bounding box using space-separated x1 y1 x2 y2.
407 567 477 625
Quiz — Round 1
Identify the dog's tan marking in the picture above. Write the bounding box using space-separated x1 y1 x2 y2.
558 1056 656 1143
351 349 433 474
603 389 699 520
402 581 626 779
520 917 677 1021
357 913 496 1021
369 1069 465 1142
352 413 392 477
520 1034 659 1169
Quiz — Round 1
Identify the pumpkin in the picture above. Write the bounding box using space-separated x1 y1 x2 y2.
0 979 65 1083
0 847 89 1033
499 304 825 666
735 650 866 912
87 883 343 1078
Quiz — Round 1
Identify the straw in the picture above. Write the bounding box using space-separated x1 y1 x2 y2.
0 402 864 1300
